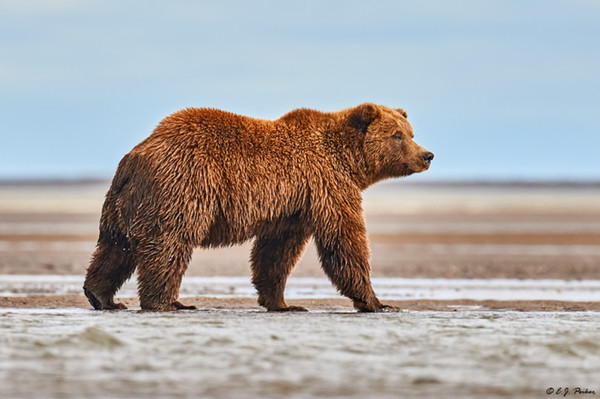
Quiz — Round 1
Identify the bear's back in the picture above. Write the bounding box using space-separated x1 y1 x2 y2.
124 108 329 237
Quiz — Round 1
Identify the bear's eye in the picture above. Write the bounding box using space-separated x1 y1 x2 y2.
392 134 402 141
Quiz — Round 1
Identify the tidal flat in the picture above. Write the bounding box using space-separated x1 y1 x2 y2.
1 307 599 399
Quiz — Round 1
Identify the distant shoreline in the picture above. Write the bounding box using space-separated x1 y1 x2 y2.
1 177 600 189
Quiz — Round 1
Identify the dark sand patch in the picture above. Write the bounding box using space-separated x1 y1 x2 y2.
2 295 599 312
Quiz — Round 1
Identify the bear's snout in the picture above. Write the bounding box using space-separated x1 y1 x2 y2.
422 151 434 164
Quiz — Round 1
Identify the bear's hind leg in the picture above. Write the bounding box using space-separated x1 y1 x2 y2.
251 226 310 312
83 232 135 310
136 237 195 311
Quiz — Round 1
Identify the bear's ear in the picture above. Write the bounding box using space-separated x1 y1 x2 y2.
348 103 380 131
396 108 407 118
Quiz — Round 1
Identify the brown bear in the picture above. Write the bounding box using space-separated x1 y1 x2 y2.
83 103 433 312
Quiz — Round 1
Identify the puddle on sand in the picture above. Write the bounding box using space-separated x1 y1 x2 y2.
0 308 598 399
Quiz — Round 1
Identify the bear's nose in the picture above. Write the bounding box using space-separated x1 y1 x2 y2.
422 151 434 164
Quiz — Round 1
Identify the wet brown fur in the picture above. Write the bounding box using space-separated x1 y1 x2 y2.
83 103 433 312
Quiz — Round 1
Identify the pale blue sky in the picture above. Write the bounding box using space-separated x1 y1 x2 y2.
1 0 599 180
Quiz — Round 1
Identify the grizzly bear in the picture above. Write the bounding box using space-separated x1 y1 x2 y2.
83 103 433 312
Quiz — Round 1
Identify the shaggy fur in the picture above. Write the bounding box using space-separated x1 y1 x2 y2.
83 103 434 312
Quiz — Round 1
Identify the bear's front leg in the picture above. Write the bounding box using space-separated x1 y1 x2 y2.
313 199 396 313
251 223 311 312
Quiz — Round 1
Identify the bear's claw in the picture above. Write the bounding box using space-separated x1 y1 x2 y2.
269 305 308 312
139 301 197 311
172 301 197 310
378 304 400 313
354 299 399 313
84 287 128 310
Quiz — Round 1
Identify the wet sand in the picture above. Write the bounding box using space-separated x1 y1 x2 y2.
2 307 597 399
2 225 600 279
2 294 600 312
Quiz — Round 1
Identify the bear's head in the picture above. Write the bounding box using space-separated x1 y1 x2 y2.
348 103 433 184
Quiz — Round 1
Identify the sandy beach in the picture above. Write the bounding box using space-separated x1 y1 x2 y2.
2 181 600 284
1 180 599 309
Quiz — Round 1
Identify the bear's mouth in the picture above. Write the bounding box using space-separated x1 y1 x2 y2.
417 163 430 173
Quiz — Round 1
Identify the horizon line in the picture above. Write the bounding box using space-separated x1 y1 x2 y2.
1 176 599 188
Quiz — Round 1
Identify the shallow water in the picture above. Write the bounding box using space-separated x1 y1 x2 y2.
0 308 598 399
2 275 600 302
